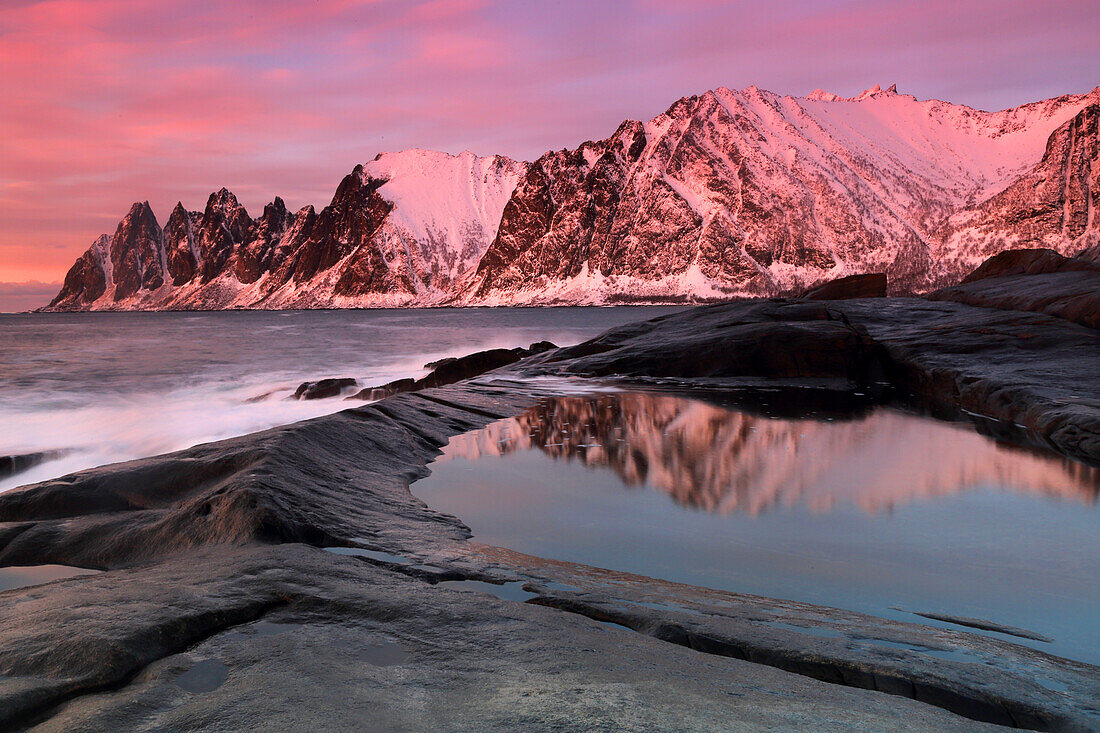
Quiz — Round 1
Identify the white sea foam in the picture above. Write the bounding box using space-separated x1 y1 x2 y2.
0 307 683 492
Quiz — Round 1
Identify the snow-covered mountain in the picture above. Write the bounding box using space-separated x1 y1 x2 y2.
936 103 1100 277
48 150 525 310
463 84 1100 304
46 85 1100 310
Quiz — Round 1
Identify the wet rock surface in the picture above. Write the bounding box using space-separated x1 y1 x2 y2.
460 543 1100 732
292 377 358 400
536 300 889 386
3 265 1099 730
0 451 68 480
801 272 888 300
905 612 1054 644
349 342 557 401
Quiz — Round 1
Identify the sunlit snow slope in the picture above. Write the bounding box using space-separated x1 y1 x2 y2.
464 84 1100 304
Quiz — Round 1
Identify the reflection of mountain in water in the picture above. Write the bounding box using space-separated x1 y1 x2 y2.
440 393 1100 515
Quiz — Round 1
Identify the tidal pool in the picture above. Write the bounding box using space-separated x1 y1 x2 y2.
412 391 1100 664
0 564 100 593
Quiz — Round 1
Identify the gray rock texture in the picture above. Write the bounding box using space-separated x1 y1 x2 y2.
928 248 1100 329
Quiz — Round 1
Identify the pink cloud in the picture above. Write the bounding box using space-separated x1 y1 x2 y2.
0 0 1096 283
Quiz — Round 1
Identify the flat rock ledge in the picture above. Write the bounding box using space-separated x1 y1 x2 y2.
0 262 1098 731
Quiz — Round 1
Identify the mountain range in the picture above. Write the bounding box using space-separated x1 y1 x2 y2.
46 84 1100 310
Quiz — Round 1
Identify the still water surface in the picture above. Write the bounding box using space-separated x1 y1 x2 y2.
413 392 1100 664
0 308 680 490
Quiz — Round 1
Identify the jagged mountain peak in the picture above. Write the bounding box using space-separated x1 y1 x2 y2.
806 88 842 102
805 84 899 102
203 187 245 214
261 196 288 221
123 200 156 219
464 84 1100 304
360 148 525 183
853 83 898 100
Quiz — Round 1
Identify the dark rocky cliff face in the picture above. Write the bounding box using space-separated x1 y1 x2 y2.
470 120 650 297
292 167 398 294
251 167 403 299
234 197 291 284
164 203 199 286
260 205 317 297
49 235 109 307
195 188 253 283
109 202 163 300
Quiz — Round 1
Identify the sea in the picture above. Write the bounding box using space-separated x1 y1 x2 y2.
0 307 681 491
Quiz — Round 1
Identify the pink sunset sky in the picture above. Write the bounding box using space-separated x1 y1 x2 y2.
0 0 1097 309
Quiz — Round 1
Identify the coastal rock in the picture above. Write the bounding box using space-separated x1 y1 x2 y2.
417 346 540 388
519 561 1098 730
905 611 1054 643
424 357 457 370
524 259 1099 465
526 340 558 354
0 545 1014 732
0 450 68 480
358 378 417 402
0 377 1096 729
802 273 888 300
928 248 1100 328
544 301 887 385
293 377 359 400
350 342 557 400
7 267 1100 730
959 247 1099 282
0 387 535 568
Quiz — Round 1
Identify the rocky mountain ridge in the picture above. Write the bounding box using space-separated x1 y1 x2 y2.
45 85 1100 310
49 151 525 310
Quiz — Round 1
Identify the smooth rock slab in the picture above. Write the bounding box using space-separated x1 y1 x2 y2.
9 545 1004 733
